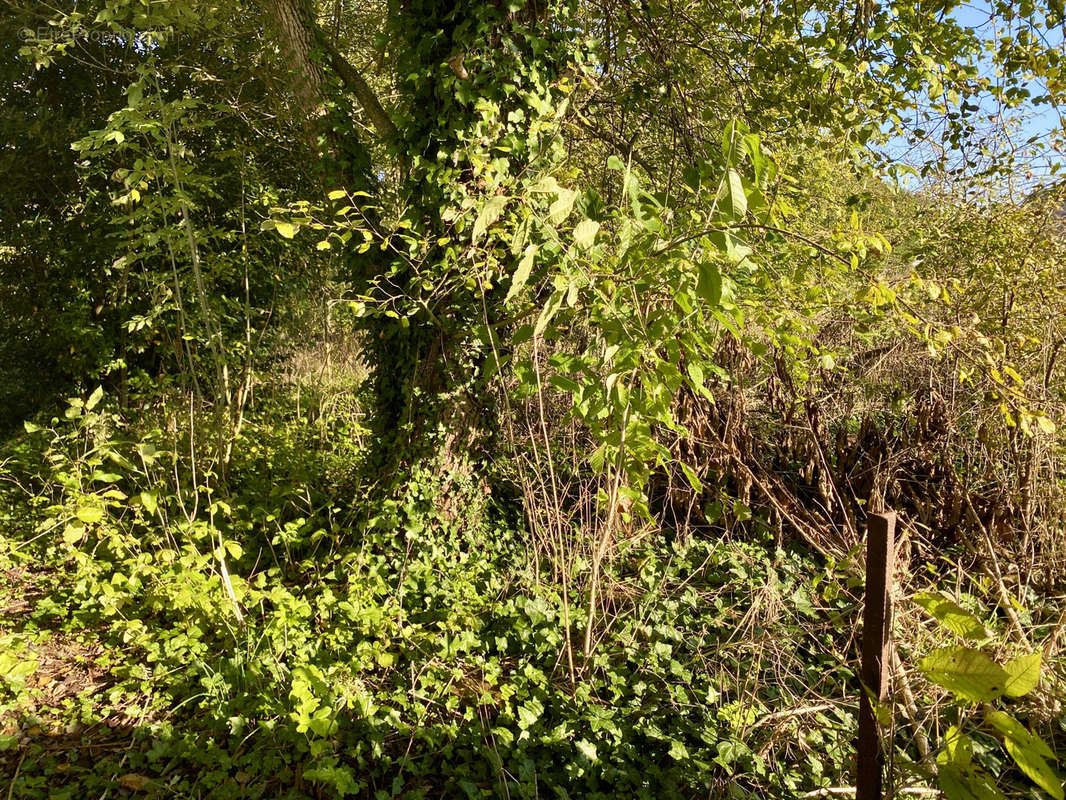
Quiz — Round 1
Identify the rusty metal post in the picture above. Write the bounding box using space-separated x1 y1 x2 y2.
857 510 896 800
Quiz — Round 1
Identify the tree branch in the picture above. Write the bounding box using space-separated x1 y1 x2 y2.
311 26 398 142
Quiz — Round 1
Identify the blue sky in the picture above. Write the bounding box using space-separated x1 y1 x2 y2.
884 0 1064 194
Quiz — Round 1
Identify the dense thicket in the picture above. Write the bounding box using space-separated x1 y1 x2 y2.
1 1 1065 798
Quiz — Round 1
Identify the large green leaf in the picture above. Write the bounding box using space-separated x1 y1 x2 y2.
76 505 105 525
707 230 752 264
913 592 989 641
722 168 747 220
986 711 1063 800
938 726 974 767
548 188 577 225
919 647 1008 702
85 385 104 411
1002 652 1041 698
473 195 509 242
697 262 722 306
534 287 565 338
939 764 1007 800
573 218 600 250
505 245 537 303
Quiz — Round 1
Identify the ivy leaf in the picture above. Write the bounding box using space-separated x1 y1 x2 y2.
986 711 1063 800
1002 652 1041 698
303 765 361 797
913 592 990 641
505 245 537 303
573 218 600 250
919 647 1008 702
473 195 509 242
517 697 543 730
575 739 597 761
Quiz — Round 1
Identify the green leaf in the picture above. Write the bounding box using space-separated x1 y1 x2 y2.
548 188 577 224
327 189 347 201
529 176 560 194
919 647 1008 702
721 118 745 164
303 765 361 797
913 592 990 641
697 262 723 306
63 523 85 546
548 375 580 395
511 215 530 256
987 711 1054 757
534 288 565 339
723 169 747 219
85 385 104 411
707 230 752 264
986 711 1063 799
517 697 543 730
506 245 537 302
275 221 297 239
1002 652 1041 698
576 739 598 761
938 726 975 767
668 738 689 760
76 505 104 525
939 764 1008 800
680 463 702 493
473 195 509 242
573 218 600 250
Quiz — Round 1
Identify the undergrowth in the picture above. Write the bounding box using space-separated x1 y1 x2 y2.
0 385 865 799
3 376 1063 799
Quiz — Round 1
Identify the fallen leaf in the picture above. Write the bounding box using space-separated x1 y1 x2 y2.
118 773 150 791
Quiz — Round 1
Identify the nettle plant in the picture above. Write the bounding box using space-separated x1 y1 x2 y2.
913 591 1062 800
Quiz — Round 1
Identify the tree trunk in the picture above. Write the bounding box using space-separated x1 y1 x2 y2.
264 0 328 143
263 0 378 191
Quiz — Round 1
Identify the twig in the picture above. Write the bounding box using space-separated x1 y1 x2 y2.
753 703 834 727
7 750 26 800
